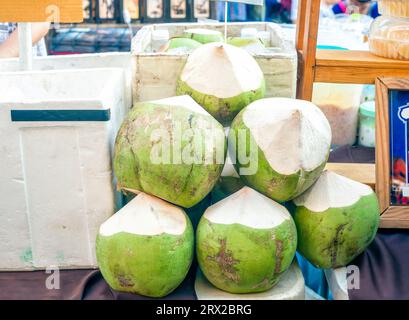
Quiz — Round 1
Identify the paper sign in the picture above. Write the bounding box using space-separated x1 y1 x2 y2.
211 0 263 6
0 0 83 23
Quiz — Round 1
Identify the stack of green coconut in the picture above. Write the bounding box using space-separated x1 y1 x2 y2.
96 34 380 298
163 28 266 55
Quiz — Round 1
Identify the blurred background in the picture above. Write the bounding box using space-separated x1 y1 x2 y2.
47 0 380 54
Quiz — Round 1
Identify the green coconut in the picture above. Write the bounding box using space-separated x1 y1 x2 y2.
176 42 265 125
114 95 226 208
293 171 380 269
227 37 265 54
165 38 202 52
96 193 194 297
197 186 297 293
229 98 332 202
183 28 224 44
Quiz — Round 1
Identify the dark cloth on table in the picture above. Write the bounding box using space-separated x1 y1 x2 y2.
348 229 409 300
0 262 198 300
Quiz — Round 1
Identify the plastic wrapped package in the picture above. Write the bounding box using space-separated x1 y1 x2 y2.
378 0 409 18
151 29 170 52
312 83 363 146
369 16 409 61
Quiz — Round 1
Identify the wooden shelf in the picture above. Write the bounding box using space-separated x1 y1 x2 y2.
325 162 376 190
314 50 409 84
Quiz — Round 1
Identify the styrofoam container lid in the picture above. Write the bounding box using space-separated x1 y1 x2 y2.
360 101 375 118
152 29 170 41
257 31 270 40
241 28 258 39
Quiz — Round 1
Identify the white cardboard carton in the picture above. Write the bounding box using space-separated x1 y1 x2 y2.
324 268 349 300
0 68 126 270
195 261 305 300
0 52 133 112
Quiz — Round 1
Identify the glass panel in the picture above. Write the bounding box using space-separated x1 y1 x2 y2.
171 0 187 19
390 90 409 205
147 0 163 19
194 0 210 18
124 0 139 19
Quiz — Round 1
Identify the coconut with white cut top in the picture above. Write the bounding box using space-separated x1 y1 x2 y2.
96 193 194 297
196 187 297 293
176 42 265 125
293 171 380 268
114 95 226 208
229 97 332 202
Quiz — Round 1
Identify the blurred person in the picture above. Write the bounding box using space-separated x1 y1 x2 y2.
291 0 340 23
0 22 50 58
247 1 265 21
266 0 283 22
321 0 339 17
217 1 247 22
265 0 292 23
332 0 380 18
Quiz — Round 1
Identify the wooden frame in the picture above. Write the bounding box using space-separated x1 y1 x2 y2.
376 77 409 228
296 0 320 101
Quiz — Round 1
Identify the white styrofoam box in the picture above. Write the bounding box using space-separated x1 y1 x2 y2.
324 268 349 300
0 52 133 112
195 261 305 300
131 22 297 103
0 68 126 270
305 286 325 300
